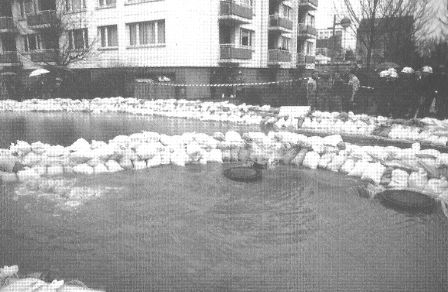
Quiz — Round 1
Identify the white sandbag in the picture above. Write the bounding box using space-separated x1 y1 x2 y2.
21 152 42 167
394 148 417 160
0 171 18 183
45 145 68 157
135 143 161 160
92 145 116 161
291 149 308 166
186 142 202 158
70 149 95 164
10 141 32 156
436 153 448 167
348 160 371 177
73 164 94 175
318 153 336 169
388 169 409 189
207 149 223 163
93 163 109 174
91 140 108 149
147 155 162 168
302 152 320 170
417 149 440 159
361 162 386 185
170 150 188 167
119 158 134 170
106 160 123 173
322 135 343 147
87 157 101 167
133 160 147 170
46 165 64 176
31 141 49 154
327 155 347 172
364 146 389 161
408 170 428 190
242 132 265 144
296 134 311 148
68 138 90 152
424 179 448 195
212 132 225 141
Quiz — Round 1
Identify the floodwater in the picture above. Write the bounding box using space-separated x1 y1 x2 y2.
0 113 448 292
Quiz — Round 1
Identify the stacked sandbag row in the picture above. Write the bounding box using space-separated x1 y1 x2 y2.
271 110 448 146
2 131 448 201
0 98 272 125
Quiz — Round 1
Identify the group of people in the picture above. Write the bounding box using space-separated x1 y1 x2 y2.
306 64 448 119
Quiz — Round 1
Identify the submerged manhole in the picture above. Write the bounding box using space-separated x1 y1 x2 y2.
378 189 436 212
223 166 262 182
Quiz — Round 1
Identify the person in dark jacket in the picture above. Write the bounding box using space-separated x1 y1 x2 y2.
331 72 347 112
434 65 448 119
416 66 435 118
396 67 416 118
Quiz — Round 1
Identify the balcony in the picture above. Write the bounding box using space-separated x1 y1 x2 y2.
29 49 58 63
269 15 293 32
0 17 16 33
220 44 252 62
268 49 291 64
219 1 253 24
0 51 19 64
298 23 317 38
299 0 318 10
27 10 57 28
297 53 315 66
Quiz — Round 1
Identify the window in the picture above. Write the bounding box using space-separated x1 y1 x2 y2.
19 0 26 18
38 0 56 11
23 34 41 51
239 0 253 7
306 41 313 55
280 37 290 51
24 0 34 14
127 20 165 46
240 29 253 47
65 0 86 12
306 13 315 26
68 28 88 49
98 0 116 8
99 25 118 48
281 5 291 19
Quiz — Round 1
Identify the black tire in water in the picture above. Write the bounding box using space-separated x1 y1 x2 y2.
223 166 262 182
378 189 436 212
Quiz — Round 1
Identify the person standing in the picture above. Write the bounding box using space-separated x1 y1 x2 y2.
434 65 448 119
306 71 318 111
347 70 360 112
331 72 347 112
416 66 435 118
396 67 416 118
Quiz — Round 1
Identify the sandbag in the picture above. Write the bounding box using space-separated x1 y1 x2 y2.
340 159 356 174
318 153 336 169
417 149 440 159
291 149 308 166
424 179 448 195
361 162 386 185
302 152 320 170
207 149 223 163
147 155 162 168
93 163 109 174
408 170 428 190
388 169 409 189
322 135 343 147
327 155 347 172
348 160 370 177
105 160 123 172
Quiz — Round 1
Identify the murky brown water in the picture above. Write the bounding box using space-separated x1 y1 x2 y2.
0 113 447 291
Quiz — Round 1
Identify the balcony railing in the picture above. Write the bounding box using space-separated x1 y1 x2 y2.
299 0 318 9
220 44 252 60
269 15 293 31
298 23 317 37
0 17 15 32
297 53 315 65
29 49 58 63
305 55 315 63
0 51 19 64
219 1 253 21
268 49 291 63
297 52 305 64
27 10 57 28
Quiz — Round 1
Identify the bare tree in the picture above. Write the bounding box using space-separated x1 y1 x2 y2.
38 0 97 68
339 0 428 69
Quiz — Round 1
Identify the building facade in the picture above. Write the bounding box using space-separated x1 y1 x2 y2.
0 0 318 100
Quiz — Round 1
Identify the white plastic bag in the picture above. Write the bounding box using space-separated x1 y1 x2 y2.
327 155 347 172
361 162 386 185
408 170 428 190
388 169 409 189
348 160 370 177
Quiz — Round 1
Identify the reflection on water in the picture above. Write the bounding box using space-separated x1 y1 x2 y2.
1 166 448 292
0 112 258 148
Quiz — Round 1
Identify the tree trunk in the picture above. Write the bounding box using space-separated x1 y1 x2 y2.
366 0 379 70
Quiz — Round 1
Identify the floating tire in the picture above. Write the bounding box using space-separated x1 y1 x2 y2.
223 166 262 182
378 189 436 212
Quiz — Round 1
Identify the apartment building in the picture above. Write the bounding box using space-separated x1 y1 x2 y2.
0 0 318 99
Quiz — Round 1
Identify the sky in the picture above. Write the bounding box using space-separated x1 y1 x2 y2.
315 0 358 50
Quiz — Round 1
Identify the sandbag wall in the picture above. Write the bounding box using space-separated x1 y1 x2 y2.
1 131 448 205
